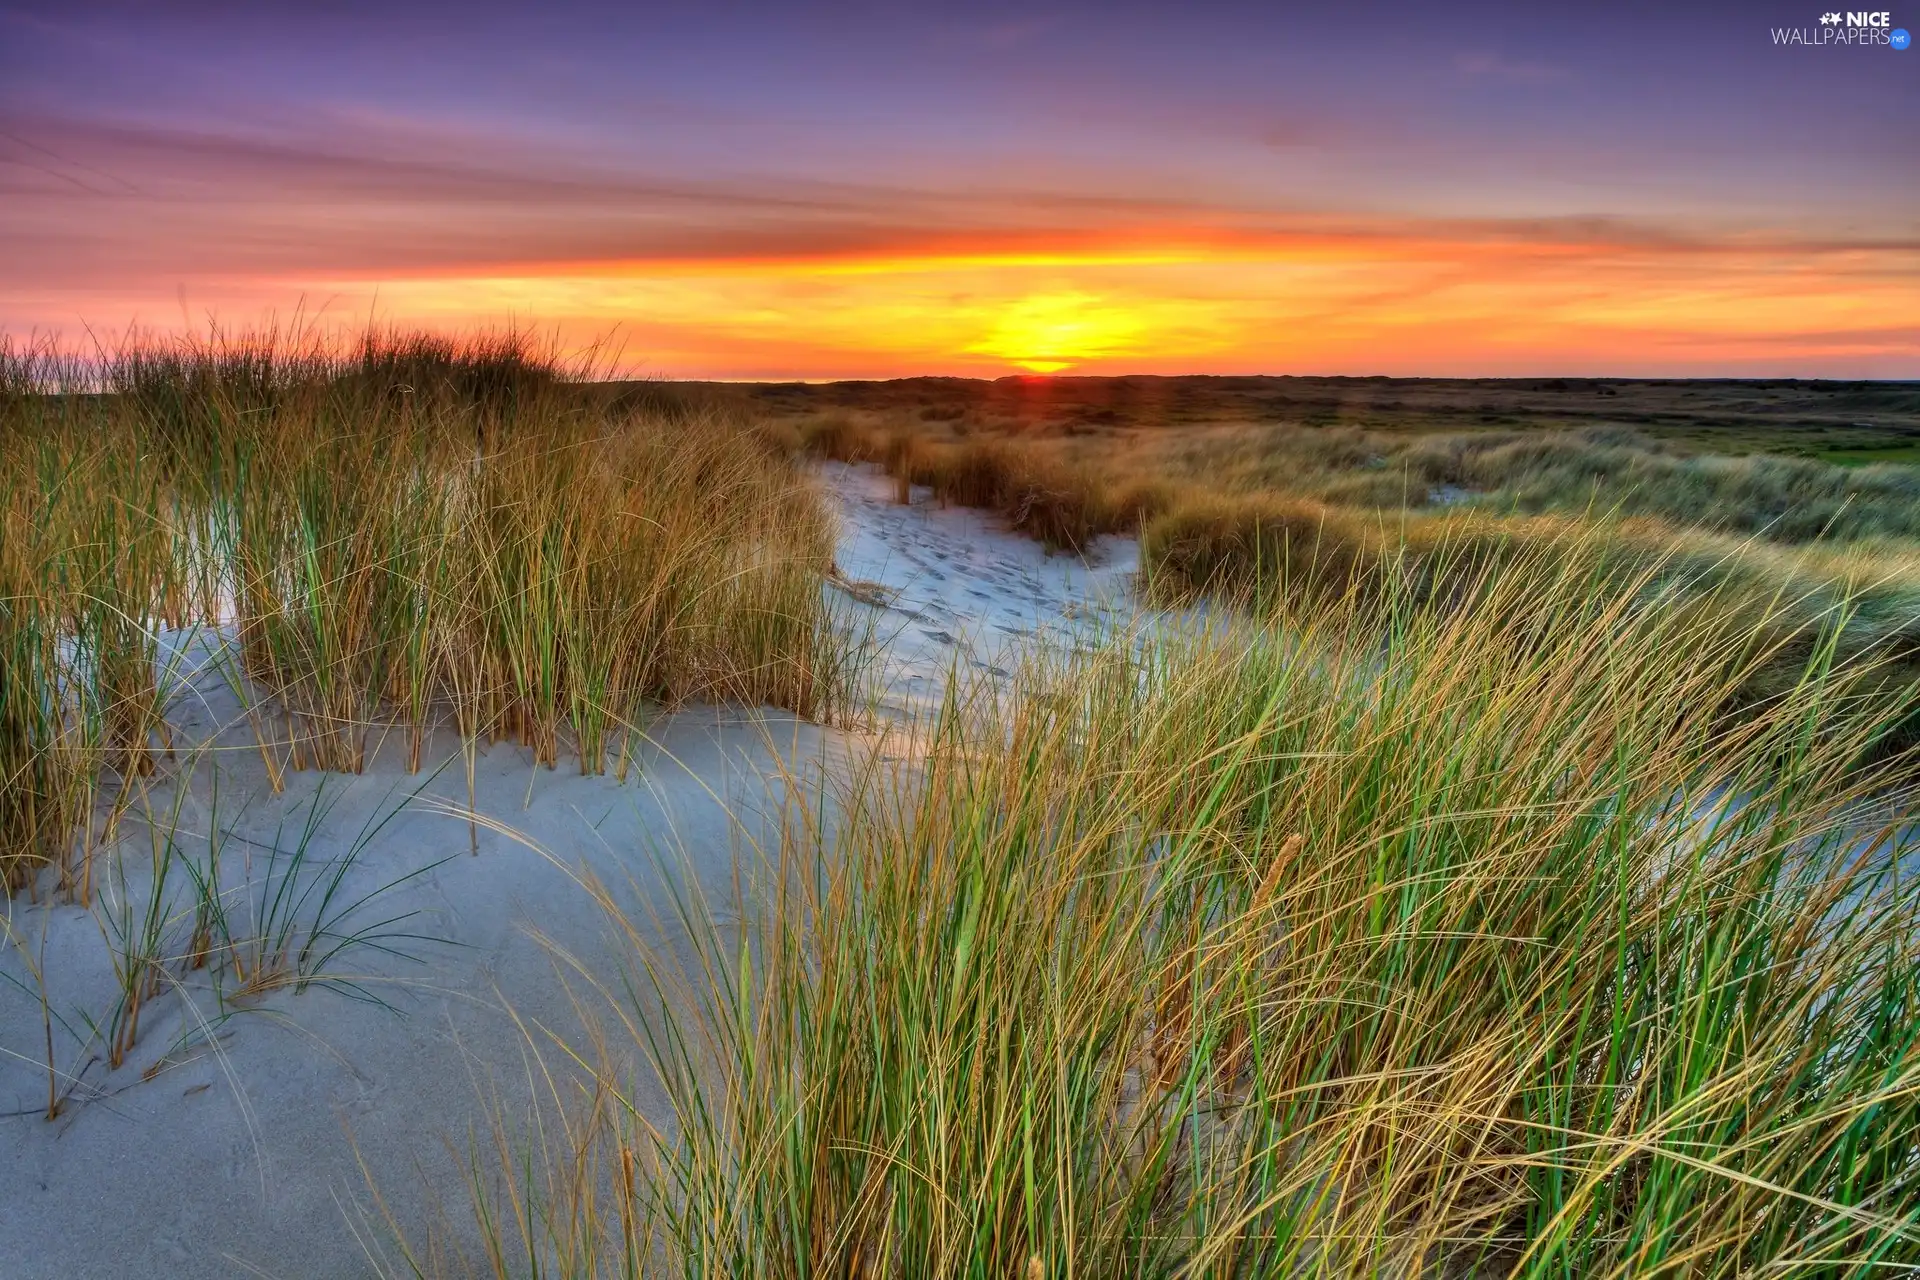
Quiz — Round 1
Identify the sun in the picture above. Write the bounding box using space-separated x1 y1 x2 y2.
970 290 1144 372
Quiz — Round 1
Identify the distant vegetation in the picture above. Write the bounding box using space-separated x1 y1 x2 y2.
751 372 1920 543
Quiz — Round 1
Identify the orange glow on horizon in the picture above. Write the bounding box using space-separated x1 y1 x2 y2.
13 222 1917 380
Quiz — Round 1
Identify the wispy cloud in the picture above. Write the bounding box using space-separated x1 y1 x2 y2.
1453 51 1569 84
7 108 1917 284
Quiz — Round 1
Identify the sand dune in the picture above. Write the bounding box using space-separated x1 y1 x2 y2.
0 462 1136 1278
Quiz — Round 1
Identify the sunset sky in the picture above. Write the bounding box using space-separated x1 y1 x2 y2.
3 0 1916 378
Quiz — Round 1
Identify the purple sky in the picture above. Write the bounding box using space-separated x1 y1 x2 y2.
4 1 1916 376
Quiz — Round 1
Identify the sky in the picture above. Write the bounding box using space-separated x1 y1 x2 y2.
2 0 1917 379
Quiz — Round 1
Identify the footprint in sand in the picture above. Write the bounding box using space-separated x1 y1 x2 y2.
331 1071 385 1118
155 1203 208 1264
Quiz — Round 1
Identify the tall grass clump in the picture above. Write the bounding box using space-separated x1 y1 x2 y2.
0 324 853 893
887 436 1143 551
465 538 1920 1276
1139 492 1386 605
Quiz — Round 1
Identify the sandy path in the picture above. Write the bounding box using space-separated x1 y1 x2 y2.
0 463 1137 1278
822 461 1139 714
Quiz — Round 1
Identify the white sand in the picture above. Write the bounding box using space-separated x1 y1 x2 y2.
824 461 1139 712
0 463 1140 1278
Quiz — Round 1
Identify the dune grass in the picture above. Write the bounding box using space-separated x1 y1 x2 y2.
795 412 1920 756
13 338 1918 1264
1142 497 1920 753
421 535 1920 1276
0 326 854 894
1 323 859 1113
